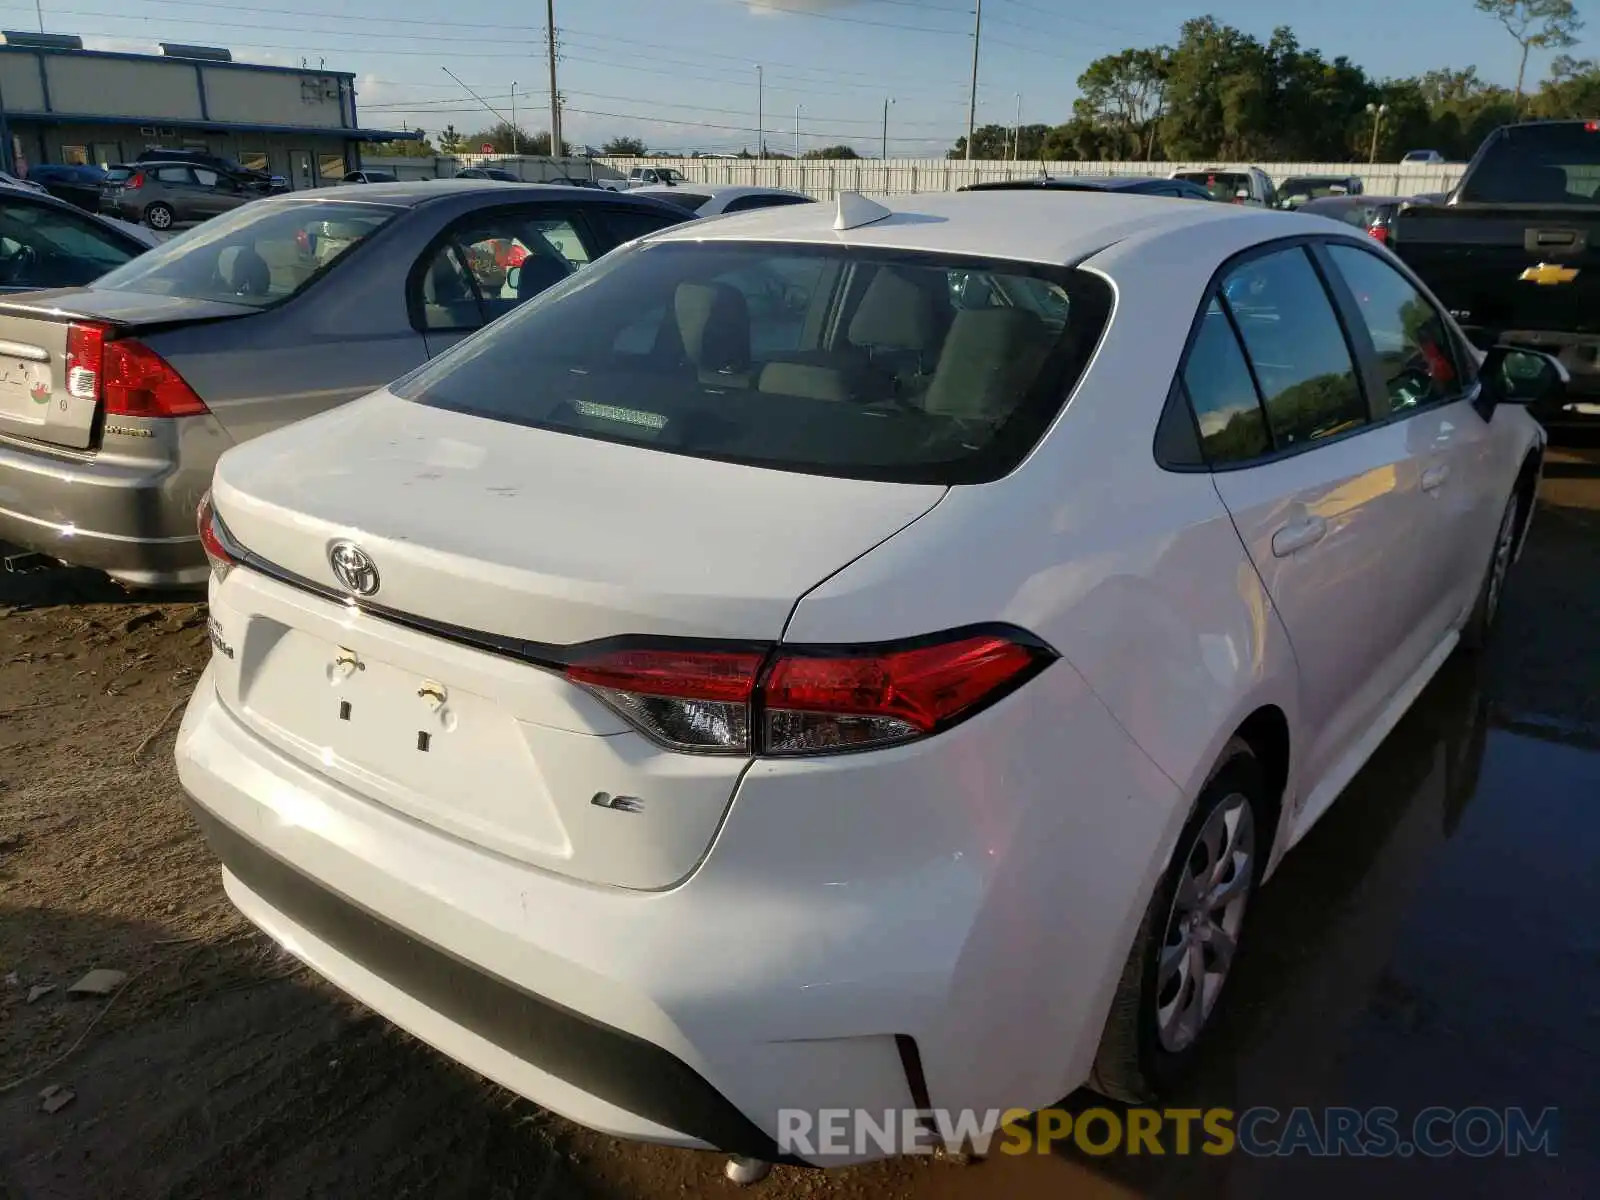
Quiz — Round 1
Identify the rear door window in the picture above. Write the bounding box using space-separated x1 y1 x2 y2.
1325 243 1462 413
1222 246 1370 448
154 166 193 186
1183 298 1271 463
394 241 1114 485
1174 171 1250 202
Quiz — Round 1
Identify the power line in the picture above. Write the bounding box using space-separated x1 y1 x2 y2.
737 1 969 37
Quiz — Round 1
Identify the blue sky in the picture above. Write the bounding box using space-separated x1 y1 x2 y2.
5 0 1593 155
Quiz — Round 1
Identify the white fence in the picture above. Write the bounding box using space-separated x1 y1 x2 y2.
361 153 1465 198
592 157 1466 198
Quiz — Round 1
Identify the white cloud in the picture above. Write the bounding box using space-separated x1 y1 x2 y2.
742 0 862 16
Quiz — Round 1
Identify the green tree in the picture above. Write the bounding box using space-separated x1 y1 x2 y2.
1474 0 1584 104
1076 47 1171 159
438 124 462 153
467 124 570 156
946 124 1014 159
602 135 648 156
384 127 438 158
1530 53 1600 117
803 144 861 159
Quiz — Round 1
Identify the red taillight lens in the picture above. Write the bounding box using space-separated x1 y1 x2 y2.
1368 223 1389 244
125 171 144 190
65 321 107 401
763 634 1045 754
196 491 239 582
564 628 1053 756
103 339 209 418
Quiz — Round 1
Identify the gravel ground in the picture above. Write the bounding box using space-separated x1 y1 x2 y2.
1 441 1596 1200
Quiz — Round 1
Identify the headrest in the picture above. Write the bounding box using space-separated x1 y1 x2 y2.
848 268 939 350
757 361 854 402
674 282 750 374
924 308 1050 420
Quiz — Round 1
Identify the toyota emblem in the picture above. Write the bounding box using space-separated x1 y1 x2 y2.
328 541 380 596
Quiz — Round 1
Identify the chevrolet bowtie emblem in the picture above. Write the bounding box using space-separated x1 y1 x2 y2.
1519 263 1580 285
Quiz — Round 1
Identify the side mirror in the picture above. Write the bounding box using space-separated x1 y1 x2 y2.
506 265 521 292
1476 344 1567 418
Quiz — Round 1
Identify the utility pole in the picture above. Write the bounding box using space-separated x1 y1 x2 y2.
794 104 801 160
1366 102 1388 164
755 64 763 159
1012 92 1021 161
511 82 519 156
546 0 562 158
965 0 982 161
882 96 893 160
34 0 43 32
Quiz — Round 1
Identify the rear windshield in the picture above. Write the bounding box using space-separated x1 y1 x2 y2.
392 241 1112 485
651 191 713 212
1174 171 1251 201
91 199 398 307
105 166 131 183
1278 178 1353 207
1458 123 1600 203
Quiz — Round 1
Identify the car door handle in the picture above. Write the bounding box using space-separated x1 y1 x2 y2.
1271 515 1328 557
1421 464 1449 492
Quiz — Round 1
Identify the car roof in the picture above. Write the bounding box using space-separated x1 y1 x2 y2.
644 189 1271 266
964 175 1187 191
631 183 806 200
257 179 662 207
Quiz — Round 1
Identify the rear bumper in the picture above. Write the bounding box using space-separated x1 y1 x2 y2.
0 431 215 588
175 633 1182 1162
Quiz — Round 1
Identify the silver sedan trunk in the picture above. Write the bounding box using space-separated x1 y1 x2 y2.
0 182 692 588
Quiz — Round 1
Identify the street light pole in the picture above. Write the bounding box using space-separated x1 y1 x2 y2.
882 97 893 160
755 64 764 159
965 0 982 161
795 104 801 160
1012 92 1021 161
1366 102 1388 163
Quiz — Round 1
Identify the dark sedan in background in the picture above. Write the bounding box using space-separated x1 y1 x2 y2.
1298 193 1431 246
959 174 1216 200
0 181 692 588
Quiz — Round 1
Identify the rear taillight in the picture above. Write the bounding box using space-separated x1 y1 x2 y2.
565 627 1055 756
103 339 209 417
65 321 107 400
1368 223 1389 244
65 323 209 418
196 491 240 582
125 171 144 190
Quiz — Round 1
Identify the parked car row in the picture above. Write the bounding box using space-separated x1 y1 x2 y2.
0 157 1572 1181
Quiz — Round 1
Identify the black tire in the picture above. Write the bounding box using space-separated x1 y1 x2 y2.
1089 738 1269 1104
1459 483 1526 652
144 202 175 230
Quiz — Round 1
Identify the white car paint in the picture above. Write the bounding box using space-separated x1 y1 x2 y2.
628 183 815 217
176 190 1545 1167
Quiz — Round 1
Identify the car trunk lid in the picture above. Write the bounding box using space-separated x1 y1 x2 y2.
205 391 946 888
0 288 256 449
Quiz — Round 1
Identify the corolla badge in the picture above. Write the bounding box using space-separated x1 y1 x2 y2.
328 541 380 596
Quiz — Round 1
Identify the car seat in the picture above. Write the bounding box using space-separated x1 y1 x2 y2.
923 308 1051 422
674 282 753 386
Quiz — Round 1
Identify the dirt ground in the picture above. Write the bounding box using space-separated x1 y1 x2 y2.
2 441 1597 1200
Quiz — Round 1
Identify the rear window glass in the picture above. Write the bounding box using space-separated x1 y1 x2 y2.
1458 123 1600 203
647 191 713 212
1174 171 1251 201
1278 179 1354 207
393 241 1113 485
92 200 397 307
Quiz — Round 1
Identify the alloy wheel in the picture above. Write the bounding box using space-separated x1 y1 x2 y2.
1483 497 1519 628
1155 792 1256 1053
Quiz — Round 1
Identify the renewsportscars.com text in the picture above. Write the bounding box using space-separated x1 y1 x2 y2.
777 1105 1559 1158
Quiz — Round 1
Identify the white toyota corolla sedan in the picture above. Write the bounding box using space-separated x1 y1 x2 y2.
176 190 1554 1170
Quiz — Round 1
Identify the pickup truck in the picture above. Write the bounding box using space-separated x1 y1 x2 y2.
600 166 688 191
1389 119 1600 429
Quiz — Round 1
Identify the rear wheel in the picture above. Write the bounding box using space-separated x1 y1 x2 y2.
144 202 174 230
1460 484 1526 652
1090 739 1267 1103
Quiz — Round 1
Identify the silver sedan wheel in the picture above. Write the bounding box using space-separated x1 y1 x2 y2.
1483 495 1520 628
1155 792 1256 1053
